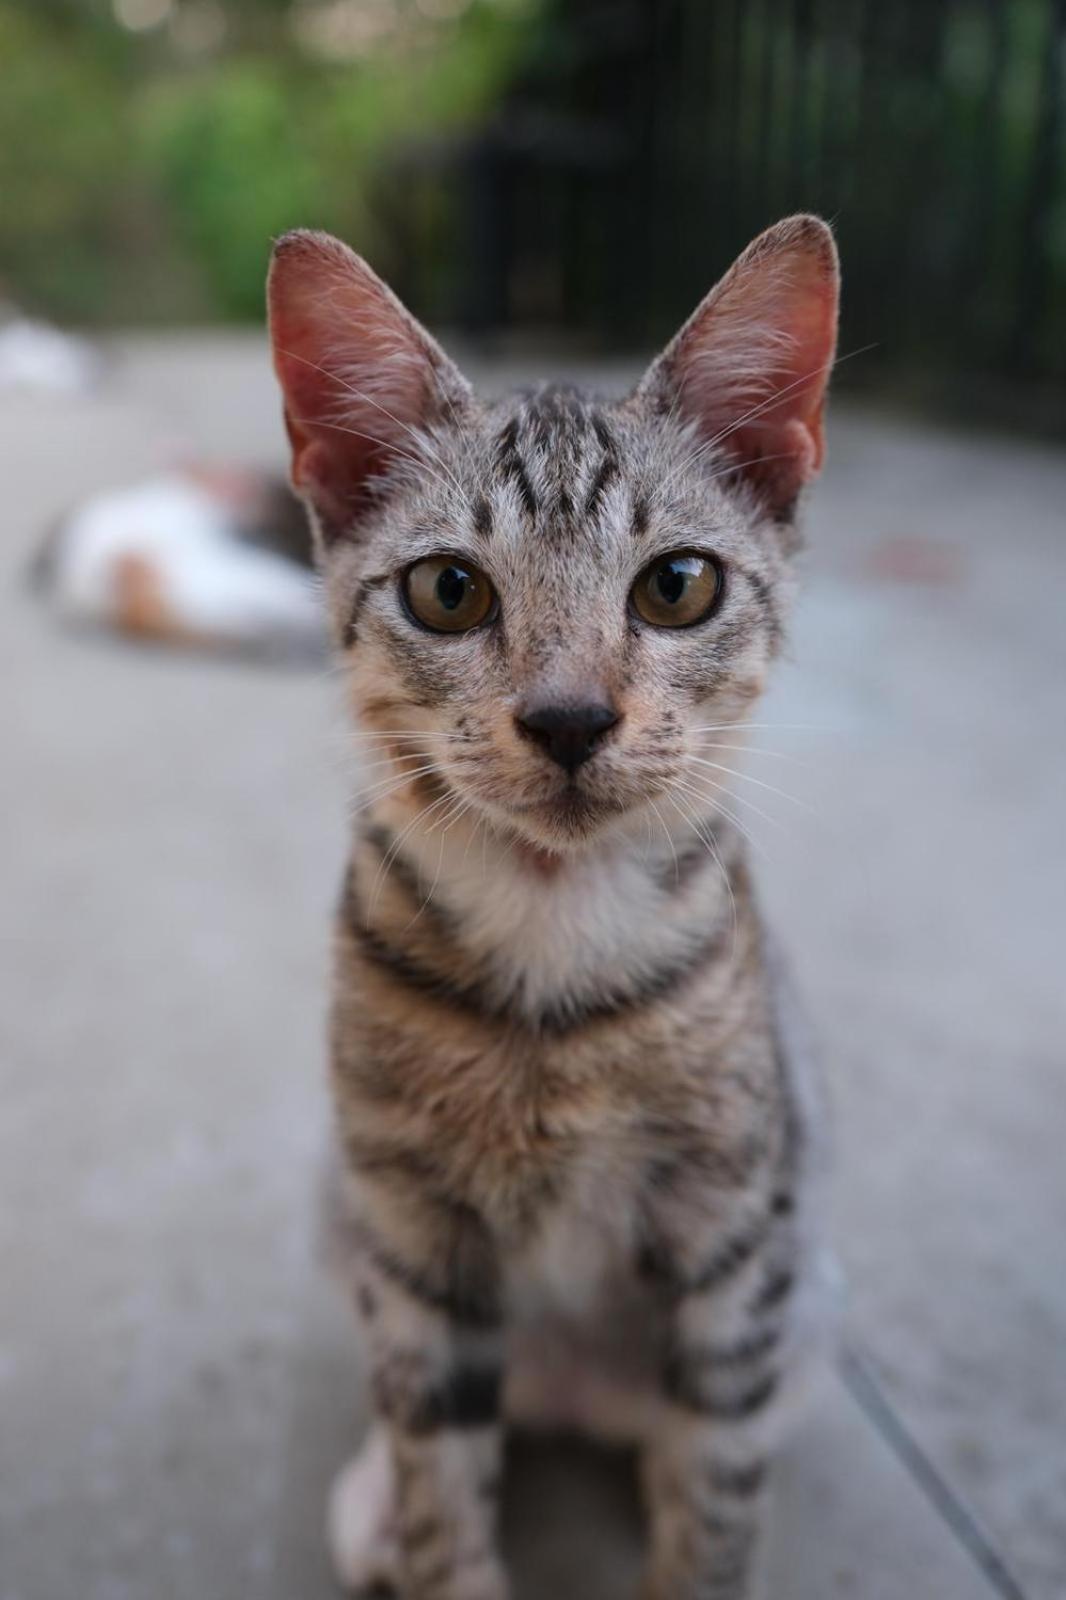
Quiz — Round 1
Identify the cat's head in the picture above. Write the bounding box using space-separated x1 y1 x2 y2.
268 217 838 853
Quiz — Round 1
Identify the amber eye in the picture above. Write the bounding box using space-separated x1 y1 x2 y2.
402 556 496 633
630 551 722 628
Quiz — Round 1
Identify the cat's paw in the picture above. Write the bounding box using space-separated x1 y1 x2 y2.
327 1429 399 1595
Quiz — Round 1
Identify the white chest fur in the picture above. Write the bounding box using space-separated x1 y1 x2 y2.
386 803 712 1022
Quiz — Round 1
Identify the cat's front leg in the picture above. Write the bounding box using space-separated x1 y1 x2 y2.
344 1203 509 1600
641 1411 768 1600
639 1198 796 1600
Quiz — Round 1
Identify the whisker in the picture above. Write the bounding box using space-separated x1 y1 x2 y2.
639 803 656 865
695 741 813 774
646 796 680 886
365 784 457 926
662 788 737 946
354 758 442 792
348 761 442 817
351 754 440 780
703 342 877 454
349 774 438 817
687 757 814 813
659 446 808 500
436 795 472 842
676 777 780 846
669 774 773 856
696 739 810 762
688 722 839 735
461 810 488 872
288 414 456 502
656 343 875 498
350 730 465 741
400 795 471 934
351 760 451 790
429 364 477 471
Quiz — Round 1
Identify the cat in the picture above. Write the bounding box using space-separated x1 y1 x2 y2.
37 466 320 657
267 213 839 1600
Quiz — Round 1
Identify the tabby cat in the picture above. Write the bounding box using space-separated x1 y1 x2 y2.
267 213 840 1600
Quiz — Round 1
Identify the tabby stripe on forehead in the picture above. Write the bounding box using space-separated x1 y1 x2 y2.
584 415 619 520
496 417 537 519
349 907 731 1035
472 494 493 540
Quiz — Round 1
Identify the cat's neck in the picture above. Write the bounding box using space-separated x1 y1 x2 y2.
358 791 744 1024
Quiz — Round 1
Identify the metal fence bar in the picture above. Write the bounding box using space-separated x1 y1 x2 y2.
398 0 1066 406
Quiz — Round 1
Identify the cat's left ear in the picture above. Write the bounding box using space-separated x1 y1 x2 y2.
636 214 839 517
268 230 471 545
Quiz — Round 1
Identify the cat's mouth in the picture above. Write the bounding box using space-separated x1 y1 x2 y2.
507 781 632 838
527 789 613 820
451 754 659 848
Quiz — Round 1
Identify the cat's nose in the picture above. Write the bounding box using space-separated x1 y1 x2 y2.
515 702 620 773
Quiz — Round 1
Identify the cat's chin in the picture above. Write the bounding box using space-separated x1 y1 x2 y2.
497 788 635 853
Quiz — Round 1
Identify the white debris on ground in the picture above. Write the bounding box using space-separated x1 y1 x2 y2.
0 315 102 395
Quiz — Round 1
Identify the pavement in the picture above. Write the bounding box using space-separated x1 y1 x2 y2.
2 333 1064 1600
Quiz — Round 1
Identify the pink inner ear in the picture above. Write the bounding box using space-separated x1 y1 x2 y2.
268 232 445 536
665 220 839 513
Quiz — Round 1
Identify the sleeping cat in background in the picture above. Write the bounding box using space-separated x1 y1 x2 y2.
268 214 839 1600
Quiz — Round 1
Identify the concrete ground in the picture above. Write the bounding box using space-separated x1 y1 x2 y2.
2 334 1064 1600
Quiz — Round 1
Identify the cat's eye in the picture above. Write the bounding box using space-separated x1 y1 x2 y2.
630 551 722 628
402 556 497 634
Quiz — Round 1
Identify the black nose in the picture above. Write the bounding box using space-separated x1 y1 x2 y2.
515 702 620 773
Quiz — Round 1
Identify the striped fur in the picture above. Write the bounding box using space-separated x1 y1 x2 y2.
269 216 840 1600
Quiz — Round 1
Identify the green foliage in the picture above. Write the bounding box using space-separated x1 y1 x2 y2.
0 6 130 318
142 6 525 317
141 66 331 318
0 0 533 323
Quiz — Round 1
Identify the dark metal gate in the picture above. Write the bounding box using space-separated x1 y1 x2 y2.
397 0 1066 415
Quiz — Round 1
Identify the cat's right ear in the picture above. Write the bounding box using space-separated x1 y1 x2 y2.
267 230 470 546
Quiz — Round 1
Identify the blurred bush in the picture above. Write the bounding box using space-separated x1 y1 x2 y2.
0 6 133 321
2 0 1063 430
0 0 535 324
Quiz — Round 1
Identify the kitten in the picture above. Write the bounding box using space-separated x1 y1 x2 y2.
268 214 839 1600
